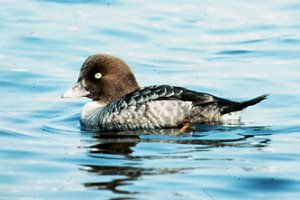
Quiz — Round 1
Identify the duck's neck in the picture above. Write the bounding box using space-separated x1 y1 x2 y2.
81 100 107 119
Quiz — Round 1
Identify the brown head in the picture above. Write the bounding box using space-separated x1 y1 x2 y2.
62 54 139 104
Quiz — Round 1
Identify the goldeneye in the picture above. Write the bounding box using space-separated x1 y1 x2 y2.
62 54 267 132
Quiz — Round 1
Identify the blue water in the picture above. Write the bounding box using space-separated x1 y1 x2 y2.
1 0 300 199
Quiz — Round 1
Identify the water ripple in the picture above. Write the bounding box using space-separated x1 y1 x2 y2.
0 127 32 138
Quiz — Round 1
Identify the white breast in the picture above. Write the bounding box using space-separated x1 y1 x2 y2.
81 101 106 118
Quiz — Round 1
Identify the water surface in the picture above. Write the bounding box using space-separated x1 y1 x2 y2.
1 0 300 199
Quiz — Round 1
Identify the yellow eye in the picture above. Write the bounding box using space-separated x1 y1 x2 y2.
94 72 102 79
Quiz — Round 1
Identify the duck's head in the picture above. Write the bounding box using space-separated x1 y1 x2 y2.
62 54 139 104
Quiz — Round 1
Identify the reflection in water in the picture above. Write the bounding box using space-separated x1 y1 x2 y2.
82 165 183 194
81 125 271 194
88 141 137 155
82 165 140 194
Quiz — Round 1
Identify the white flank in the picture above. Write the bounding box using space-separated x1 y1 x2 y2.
220 111 242 124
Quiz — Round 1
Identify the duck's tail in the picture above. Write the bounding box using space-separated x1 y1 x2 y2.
220 94 268 115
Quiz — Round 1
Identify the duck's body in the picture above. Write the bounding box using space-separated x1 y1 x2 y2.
62 54 267 132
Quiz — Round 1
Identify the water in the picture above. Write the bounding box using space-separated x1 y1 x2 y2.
1 0 300 199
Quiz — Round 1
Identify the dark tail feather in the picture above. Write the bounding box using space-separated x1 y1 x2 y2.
221 94 268 115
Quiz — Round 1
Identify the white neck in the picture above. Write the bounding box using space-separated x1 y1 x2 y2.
81 101 107 118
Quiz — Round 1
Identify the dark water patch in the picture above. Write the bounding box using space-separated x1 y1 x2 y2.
222 35 300 46
197 175 300 200
272 125 300 135
236 36 300 46
216 50 255 55
239 176 299 192
204 56 247 62
254 152 300 162
212 49 300 60
279 38 300 45
235 38 271 44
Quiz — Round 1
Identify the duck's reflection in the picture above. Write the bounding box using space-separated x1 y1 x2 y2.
82 165 141 194
81 125 271 194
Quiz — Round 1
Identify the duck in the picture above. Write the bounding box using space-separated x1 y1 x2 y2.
62 54 267 132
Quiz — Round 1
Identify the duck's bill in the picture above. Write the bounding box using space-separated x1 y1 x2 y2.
62 81 90 98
